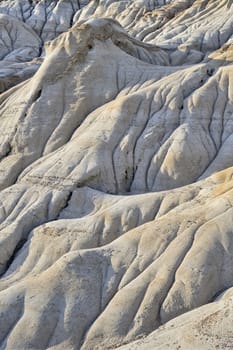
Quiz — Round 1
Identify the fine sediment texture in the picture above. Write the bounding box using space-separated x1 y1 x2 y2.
0 0 233 349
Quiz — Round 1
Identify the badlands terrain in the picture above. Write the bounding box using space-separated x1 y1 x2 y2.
0 0 233 349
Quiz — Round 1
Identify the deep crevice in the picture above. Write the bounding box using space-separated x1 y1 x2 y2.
33 88 42 102
54 191 73 220
4 238 28 276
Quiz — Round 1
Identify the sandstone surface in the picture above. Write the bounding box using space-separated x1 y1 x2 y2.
0 0 233 349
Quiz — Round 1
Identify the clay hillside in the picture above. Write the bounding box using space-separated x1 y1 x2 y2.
0 0 233 349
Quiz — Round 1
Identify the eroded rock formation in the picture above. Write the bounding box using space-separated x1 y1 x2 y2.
0 0 233 349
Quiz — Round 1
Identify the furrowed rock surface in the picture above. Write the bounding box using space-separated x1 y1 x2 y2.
0 13 42 92
0 0 233 349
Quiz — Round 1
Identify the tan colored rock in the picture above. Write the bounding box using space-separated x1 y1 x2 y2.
0 1 233 349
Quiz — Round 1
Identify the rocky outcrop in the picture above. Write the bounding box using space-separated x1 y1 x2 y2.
0 0 233 349
0 13 42 92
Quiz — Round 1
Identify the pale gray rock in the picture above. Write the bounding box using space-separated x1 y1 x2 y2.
0 1 233 350
0 0 88 41
0 13 41 61
0 13 42 92
0 58 42 93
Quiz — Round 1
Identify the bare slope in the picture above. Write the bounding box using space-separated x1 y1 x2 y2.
0 1 233 349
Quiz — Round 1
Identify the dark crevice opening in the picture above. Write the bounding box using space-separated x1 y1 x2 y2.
55 191 73 220
4 238 28 275
33 88 42 103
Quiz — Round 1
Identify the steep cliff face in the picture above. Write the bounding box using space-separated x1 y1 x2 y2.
0 1 233 349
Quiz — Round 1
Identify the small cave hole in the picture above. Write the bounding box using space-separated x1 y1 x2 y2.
207 68 214 76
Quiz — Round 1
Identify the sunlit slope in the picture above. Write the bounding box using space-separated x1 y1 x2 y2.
0 1 233 349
